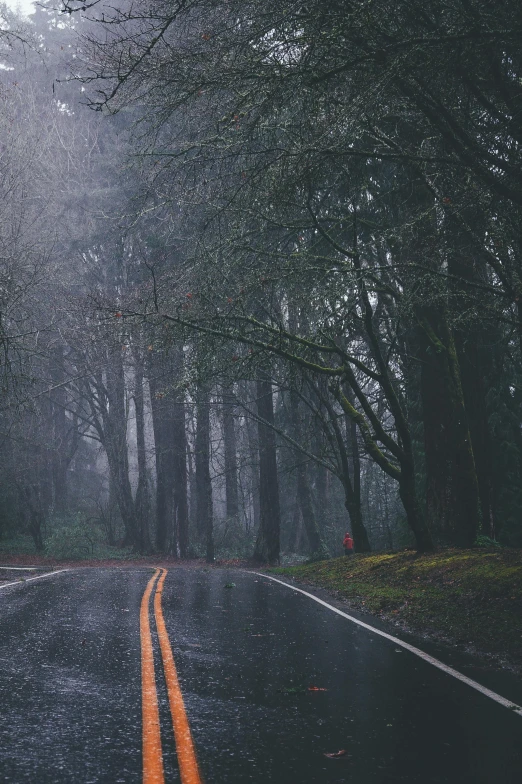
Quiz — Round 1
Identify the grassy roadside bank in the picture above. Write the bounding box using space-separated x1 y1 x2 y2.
272 549 522 671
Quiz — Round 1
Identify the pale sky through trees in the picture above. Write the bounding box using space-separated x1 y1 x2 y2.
4 0 35 16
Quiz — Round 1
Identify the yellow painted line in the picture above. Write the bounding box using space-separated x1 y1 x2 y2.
140 568 165 784
154 568 203 784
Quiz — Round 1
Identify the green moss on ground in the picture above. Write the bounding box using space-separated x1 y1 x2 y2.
272 549 522 668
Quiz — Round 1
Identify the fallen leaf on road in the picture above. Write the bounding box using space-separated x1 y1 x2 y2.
324 750 348 759
224 582 236 589
308 686 328 691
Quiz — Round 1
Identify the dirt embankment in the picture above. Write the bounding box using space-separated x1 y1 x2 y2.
273 549 522 671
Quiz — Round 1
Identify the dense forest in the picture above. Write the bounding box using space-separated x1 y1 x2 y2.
1 0 521 565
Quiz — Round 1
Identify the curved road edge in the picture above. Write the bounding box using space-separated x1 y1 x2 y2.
250 570 522 718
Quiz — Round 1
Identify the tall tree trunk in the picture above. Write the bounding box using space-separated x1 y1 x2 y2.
407 179 482 548
222 382 239 522
349 417 361 519
172 382 189 558
106 475 119 546
289 389 328 559
252 375 281 565
49 346 69 514
105 349 139 549
290 484 304 552
20 484 44 552
195 386 214 562
245 406 260 535
418 310 481 546
186 413 197 537
296 464 327 559
398 458 436 553
133 354 152 554
342 389 370 552
149 374 174 554
323 386 371 552
457 338 494 538
446 207 495 539
311 376 329 529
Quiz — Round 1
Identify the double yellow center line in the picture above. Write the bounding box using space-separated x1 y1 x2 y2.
140 568 203 784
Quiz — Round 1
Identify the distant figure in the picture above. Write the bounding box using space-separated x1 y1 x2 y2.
343 532 354 556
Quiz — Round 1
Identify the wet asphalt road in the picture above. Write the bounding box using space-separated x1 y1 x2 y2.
0 567 521 784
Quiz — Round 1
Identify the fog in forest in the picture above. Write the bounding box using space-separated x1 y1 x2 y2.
1 0 521 565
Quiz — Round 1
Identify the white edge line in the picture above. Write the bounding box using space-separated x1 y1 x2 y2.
252 571 522 718
0 569 69 591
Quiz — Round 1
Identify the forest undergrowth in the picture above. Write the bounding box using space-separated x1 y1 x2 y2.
273 549 522 671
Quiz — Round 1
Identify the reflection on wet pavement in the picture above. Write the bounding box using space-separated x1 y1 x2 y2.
163 569 522 784
0 567 521 783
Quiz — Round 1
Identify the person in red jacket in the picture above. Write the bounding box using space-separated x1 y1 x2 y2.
343 532 354 556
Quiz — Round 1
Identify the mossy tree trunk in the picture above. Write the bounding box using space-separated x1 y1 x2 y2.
418 310 481 547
